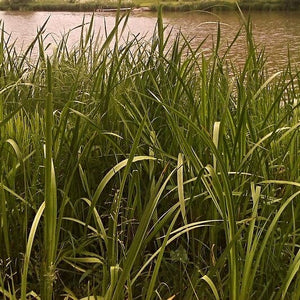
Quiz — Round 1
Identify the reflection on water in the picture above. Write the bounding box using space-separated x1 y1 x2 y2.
1 10 300 69
164 11 300 69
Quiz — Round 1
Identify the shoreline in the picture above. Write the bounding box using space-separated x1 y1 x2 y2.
0 1 300 13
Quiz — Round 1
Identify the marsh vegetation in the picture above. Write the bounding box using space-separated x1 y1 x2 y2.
0 9 299 299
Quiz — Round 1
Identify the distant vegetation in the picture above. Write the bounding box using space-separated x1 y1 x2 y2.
1 0 300 11
240 0 300 10
0 8 299 300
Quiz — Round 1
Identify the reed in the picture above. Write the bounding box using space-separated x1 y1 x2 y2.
0 9 299 299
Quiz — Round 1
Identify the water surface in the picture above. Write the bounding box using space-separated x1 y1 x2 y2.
1 10 300 69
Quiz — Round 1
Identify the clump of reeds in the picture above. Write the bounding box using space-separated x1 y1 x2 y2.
0 8 299 300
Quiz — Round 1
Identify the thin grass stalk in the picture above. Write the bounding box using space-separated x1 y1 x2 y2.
0 22 4 124
248 188 300 297
0 182 10 258
157 5 164 58
278 249 300 299
145 210 181 300
177 153 187 226
21 202 45 300
111 167 178 299
42 58 57 300
239 183 261 299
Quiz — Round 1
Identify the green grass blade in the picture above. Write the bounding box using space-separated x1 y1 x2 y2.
177 153 187 226
21 202 45 300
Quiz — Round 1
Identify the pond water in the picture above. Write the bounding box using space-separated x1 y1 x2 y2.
1 10 300 69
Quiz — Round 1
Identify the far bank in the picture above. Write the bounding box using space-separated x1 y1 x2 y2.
0 0 300 12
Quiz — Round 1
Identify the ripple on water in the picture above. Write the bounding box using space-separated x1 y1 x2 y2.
0 10 300 70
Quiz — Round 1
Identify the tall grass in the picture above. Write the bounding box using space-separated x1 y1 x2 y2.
0 10 299 299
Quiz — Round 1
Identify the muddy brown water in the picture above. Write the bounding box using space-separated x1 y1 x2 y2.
1 10 300 69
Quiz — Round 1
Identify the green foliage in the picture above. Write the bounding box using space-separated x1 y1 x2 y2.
0 11 299 300
3 0 32 9
170 245 189 264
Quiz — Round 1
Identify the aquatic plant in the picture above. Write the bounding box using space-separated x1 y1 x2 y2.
0 9 299 300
